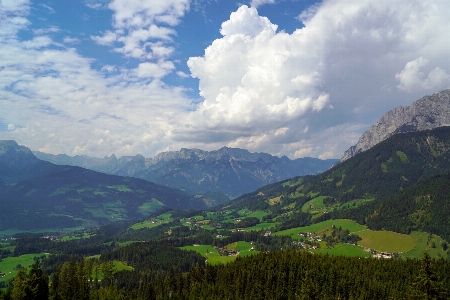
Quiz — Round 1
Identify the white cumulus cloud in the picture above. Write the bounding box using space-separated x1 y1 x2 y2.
395 57 450 92
92 0 189 62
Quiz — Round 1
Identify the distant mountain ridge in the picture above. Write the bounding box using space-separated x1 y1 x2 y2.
341 89 450 161
0 141 207 231
35 147 338 197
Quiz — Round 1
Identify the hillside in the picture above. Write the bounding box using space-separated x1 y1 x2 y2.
209 127 450 249
0 141 207 231
34 147 338 197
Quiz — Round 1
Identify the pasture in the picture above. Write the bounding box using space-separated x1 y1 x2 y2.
357 230 416 253
403 231 449 259
313 244 371 258
0 254 47 284
129 213 173 230
301 196 327 212
274 219 367 240
180 241 259 265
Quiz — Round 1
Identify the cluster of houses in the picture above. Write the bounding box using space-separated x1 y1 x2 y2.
292 240 319 250
298 232 322 242
0 271 5 278
215 247 239 256
364 248 393 259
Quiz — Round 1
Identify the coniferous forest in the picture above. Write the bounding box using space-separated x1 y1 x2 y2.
0 250 449 299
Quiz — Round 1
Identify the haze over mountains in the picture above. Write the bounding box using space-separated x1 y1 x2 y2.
34 147 338 197
0 141 207 230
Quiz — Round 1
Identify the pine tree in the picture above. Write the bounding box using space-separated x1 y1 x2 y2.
409 253 445 299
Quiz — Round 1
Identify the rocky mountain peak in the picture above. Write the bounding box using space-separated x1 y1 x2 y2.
341 89 450 161
0 140 40 168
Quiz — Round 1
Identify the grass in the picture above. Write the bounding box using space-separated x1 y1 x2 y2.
357 229 416 253
274 219 367 240
114 261 133 272
246 211 269 220
301 196 328 213
180 245 234 264
268 196 282 206
282 178 302 187
180 242 259 265
129 213 173 230
0 254 48 283
137 199 164 215
396 151 409 163
313 244 371 257
403 232 449 259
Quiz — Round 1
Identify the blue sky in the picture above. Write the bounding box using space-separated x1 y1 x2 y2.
1 0 449 159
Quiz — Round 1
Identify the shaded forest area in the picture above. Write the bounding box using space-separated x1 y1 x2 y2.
1 249 449 300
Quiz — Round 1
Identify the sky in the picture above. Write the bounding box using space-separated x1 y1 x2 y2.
1 0 449 160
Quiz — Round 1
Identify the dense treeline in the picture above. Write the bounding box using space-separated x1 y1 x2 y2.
146 251 449 300
304 127 450 203
2 251 448 300
100 242 205 272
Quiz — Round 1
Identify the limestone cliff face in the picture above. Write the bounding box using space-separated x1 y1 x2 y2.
341 89 450 161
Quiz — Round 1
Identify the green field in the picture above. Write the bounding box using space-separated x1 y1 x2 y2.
313 244 371 257
129 213 173 230
181 241 259 264
357 230 416 253
246 210 269 220
0 254 47 283
180 245 234 264
114 260 133 272
403 231 449 259
274 219 367 240
301 196 329 214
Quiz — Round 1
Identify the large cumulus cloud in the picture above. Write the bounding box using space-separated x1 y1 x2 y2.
173 0 450 158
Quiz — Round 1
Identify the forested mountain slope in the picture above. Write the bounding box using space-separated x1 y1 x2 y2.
323 174 450 241
225 127 450 218
0 142 206 231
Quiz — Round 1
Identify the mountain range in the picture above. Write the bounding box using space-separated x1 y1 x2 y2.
2 89 450 237
34 147 338 197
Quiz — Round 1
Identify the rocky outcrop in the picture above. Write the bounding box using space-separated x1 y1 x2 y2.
341 89 450 161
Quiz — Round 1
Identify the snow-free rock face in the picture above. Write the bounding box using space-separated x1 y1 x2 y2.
341 89 450 161
35 146 338 197
0 140 40 168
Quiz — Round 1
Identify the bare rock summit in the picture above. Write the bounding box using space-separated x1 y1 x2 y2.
341 89 450 161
